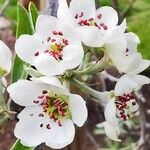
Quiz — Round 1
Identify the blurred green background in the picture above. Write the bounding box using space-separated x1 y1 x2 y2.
0 0 150 59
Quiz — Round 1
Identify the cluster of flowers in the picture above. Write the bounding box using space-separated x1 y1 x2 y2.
0 0 149 149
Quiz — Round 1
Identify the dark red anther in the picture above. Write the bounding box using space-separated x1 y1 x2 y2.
38 95 44 99
79 12 84 18
43 90 48 94
46 124 51 129
103 25 108 30
100 22 104 26
34 52 39 56
97 14 102 19
51 39 56 42
39 113 44 117
75 14 78 19
58 120 62 127
33 100 39 104
47 37 51 42
46 96 50 100
58 31 63 36
53 31 58 35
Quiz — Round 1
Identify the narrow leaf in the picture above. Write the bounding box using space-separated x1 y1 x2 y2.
12 3 33 82
29 2 38 29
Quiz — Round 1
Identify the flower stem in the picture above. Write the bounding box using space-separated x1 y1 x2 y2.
70 78 109 104
74 56 108 76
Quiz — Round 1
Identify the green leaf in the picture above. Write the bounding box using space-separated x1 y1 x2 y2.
12 3 33 82
11 139 34 150
29 2 39 29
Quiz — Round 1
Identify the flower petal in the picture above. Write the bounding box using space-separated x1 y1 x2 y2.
70 0 96 21
7 80 49 106
15 34 44 65
35 15 58 40
57 0 76 27
69 94 88 127
31 76 69 95
126 74 150 89
104 121 121 142
79 26 104 47
125 32 140 53
96 6 118 31
45 120 75 149
114 74 141 96
104 19 126 44
104 99 119 126
34 53 64 76
114 52 149 74
15 106 52 147
106 36 127 60
62 45 84 70
0 40 12 74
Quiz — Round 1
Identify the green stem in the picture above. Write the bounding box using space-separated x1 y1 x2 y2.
71 78 109 104
74 56 108 76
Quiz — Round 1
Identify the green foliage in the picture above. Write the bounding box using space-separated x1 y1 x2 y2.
12 2 39 82
12 3 33 82
11 140 34 150
29 2 39 29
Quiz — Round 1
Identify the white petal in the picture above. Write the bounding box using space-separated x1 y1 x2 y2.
126 74 150 90
106 36 127 60
125 32 140 53
69 94 88 127
129 59 150 74
0 40 12 74
31 76 70 95
45 120 75 149
57 20 81 45
96 6 118 31
115 52 149 74
114 75 139 96
57 0 76 27
104 19 126 44
15 34 44 65
104 122 121 142
70 0 96 21
79 26 104 47
7 80 49 106
35 15 58 40
62 45 84 70
34 53 65 76
15 106 51 147
104 99 119 126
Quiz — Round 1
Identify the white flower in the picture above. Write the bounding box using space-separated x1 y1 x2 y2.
106 32 150 74
0 41 12 77
103 74 150 141
7 76 87 149
57 0 126 47
15 15 84 76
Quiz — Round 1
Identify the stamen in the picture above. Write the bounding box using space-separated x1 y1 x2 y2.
43 90 48 94
58 120 62 127
46 124 51 129
97 14 102 19
40 124 43 127
33 100 39 104
47 37 51 42
34 52 39 56
39 113 44 117
79 12 84 18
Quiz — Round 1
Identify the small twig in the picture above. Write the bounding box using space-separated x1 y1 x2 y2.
135 91 147 149
0 0 10 16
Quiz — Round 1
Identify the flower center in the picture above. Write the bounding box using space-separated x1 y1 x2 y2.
75 12 108 30
34 30 69 61
33 90 71 129
0 67 7 76
115 93 137 121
